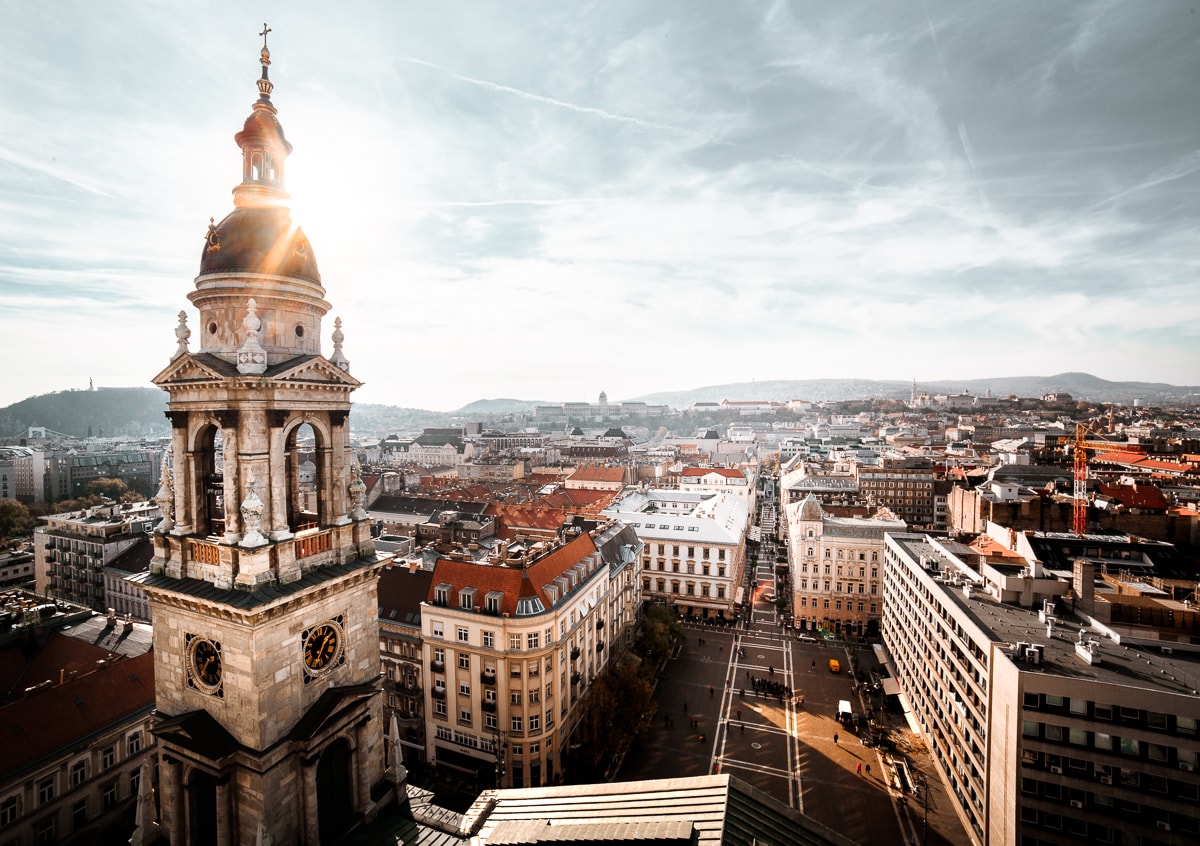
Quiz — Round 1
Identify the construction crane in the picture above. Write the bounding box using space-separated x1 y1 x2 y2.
1071 424 1145 535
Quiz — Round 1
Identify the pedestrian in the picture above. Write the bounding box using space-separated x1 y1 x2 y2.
866 764 871 776
739 722 744 734
857 762 862 775
737 709 742 720
683 701 688 713
834 733 839 745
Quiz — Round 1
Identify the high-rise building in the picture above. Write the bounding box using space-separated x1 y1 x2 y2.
138 34 392 844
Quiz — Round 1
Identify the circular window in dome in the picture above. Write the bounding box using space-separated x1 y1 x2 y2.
295 325 305 338
208 322 217 335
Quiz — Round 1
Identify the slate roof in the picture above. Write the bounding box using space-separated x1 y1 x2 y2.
379 565 435 627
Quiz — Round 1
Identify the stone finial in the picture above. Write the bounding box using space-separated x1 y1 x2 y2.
240 478 269 548
172 311 191 360
390 713 408 786
237 298 268 375
348 459 367 521
128 759 156 846
330 316 350 372
154 449 175 533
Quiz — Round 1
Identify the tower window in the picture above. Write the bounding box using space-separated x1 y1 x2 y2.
208 322 217 335
295 325 304 337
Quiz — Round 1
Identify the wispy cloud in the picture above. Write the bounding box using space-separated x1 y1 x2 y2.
401 57 686 133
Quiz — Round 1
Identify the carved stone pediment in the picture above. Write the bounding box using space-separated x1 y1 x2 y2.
152 353 230 387
271 355 363 389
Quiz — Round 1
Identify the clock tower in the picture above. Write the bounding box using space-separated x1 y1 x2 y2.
142 30 390 845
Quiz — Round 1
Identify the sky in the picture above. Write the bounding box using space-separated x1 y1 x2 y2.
1 2 1198 412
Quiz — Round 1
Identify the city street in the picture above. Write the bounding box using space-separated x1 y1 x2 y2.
618 539 971 846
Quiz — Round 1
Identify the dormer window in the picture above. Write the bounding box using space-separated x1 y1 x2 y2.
543 584 559 604
459 587 477 610
434 584 451 607
485 591 503 614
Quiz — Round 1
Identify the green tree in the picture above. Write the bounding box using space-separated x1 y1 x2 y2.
636 604 682 662
0 499 34 539
87 477 128 500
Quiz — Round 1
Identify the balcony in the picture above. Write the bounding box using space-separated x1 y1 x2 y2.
570 647 581 661
595 641 605 653
594 618 605 631
571 672 582 686
430 687 446 700
481 700 497 713
481 668 497 685
430 659 445 674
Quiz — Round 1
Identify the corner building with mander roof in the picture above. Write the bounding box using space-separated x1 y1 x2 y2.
141 33 394 845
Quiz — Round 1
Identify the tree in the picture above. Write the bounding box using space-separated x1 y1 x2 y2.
87 478 128 500
636 604 682 662
0 499 34 539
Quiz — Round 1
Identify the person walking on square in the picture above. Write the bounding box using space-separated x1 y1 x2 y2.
857 762 863 775
834 733 839 745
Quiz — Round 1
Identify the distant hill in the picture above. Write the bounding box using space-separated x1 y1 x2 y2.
0 388 169 439
4 373 1194 442
631 373 1200 407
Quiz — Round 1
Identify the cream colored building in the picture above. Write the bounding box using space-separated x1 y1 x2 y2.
420 522 641 788
603 488 748 620
786 494 904 636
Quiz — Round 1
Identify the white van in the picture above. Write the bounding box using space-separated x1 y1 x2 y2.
837 700 853 723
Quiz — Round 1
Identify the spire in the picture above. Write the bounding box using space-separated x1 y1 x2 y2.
233 24 291 207
257 23 274 103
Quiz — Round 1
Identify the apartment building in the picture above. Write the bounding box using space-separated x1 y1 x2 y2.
602 488 748 620
35 502 158 613
856 464 937 528
420 522 642 788
378 563 434 767
786 494 904 636
882 533 1200 845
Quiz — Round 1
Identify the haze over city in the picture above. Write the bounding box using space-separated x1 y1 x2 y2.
2 1 1198 411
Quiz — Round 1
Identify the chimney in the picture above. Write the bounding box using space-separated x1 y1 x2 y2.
1073 559 1096 614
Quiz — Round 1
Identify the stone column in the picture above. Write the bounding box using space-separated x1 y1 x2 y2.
166 412 191 537
328 410 350 522
216 411 241 543
215 776 232 846
267 411 293 540
302 756 320 846
355 719 372 813
161 755 184 845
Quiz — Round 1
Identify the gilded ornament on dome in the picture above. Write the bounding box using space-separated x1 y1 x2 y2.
205 217 222 253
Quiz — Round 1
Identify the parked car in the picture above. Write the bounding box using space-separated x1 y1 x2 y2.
829 658 841 673
797 634 818 643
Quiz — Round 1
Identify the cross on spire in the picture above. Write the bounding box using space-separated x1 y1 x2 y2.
259 23 271 48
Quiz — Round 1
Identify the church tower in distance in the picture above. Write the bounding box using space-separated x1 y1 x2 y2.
142 29 390 845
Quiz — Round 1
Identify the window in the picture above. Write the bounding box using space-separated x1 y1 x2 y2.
529 714 541 732
71 760 87 787
485 713 498 729
545 628 553 645
434 647 445 665
434 700 447 716
483 631 495 649
102 780 118 810
529 687 540 704
37 776 55 806
460 588 475 610
485 592 502 613
509 634 521 651
102 745 115 769
458 682 470 696
434 585 450 605
527 633 540 650
432 622 444 639
1095 732 1112 750
1 796 18 826
1021 721 1039 738
1094 703 1113 720
1119 737 1139 756
72 799 87 831
459 709 472 724
511 716 523 732
458 654 470 670
35 817 56 846
128 731 142 755
717 586 725 599
511 692 523 705
457 626 469 643
130 768 141 796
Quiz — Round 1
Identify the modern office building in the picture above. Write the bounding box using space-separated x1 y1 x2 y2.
882 533 1200 845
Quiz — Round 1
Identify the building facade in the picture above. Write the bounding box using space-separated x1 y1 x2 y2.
420 523 642 788
882 533 1200 845
786 495 904 636
603 488 748 621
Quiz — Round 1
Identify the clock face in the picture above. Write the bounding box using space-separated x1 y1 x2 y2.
303 619 344 676
186 635 223 695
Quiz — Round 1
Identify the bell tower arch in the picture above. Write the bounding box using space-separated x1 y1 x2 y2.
142 29 392 845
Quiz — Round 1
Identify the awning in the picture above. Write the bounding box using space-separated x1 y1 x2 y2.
882 677 902 696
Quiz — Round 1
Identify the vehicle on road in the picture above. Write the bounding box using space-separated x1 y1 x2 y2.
828 658 841 673
797 634 817 643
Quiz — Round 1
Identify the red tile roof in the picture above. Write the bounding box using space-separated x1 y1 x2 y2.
1096 483 1171 511
427 532 600 616
681 467 745 479
1 651 155 777
567 466 626 484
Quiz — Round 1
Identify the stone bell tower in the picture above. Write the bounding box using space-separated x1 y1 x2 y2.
141 28 391 845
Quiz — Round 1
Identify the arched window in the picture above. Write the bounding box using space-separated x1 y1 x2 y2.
195 425 225 537
285 422 320 532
